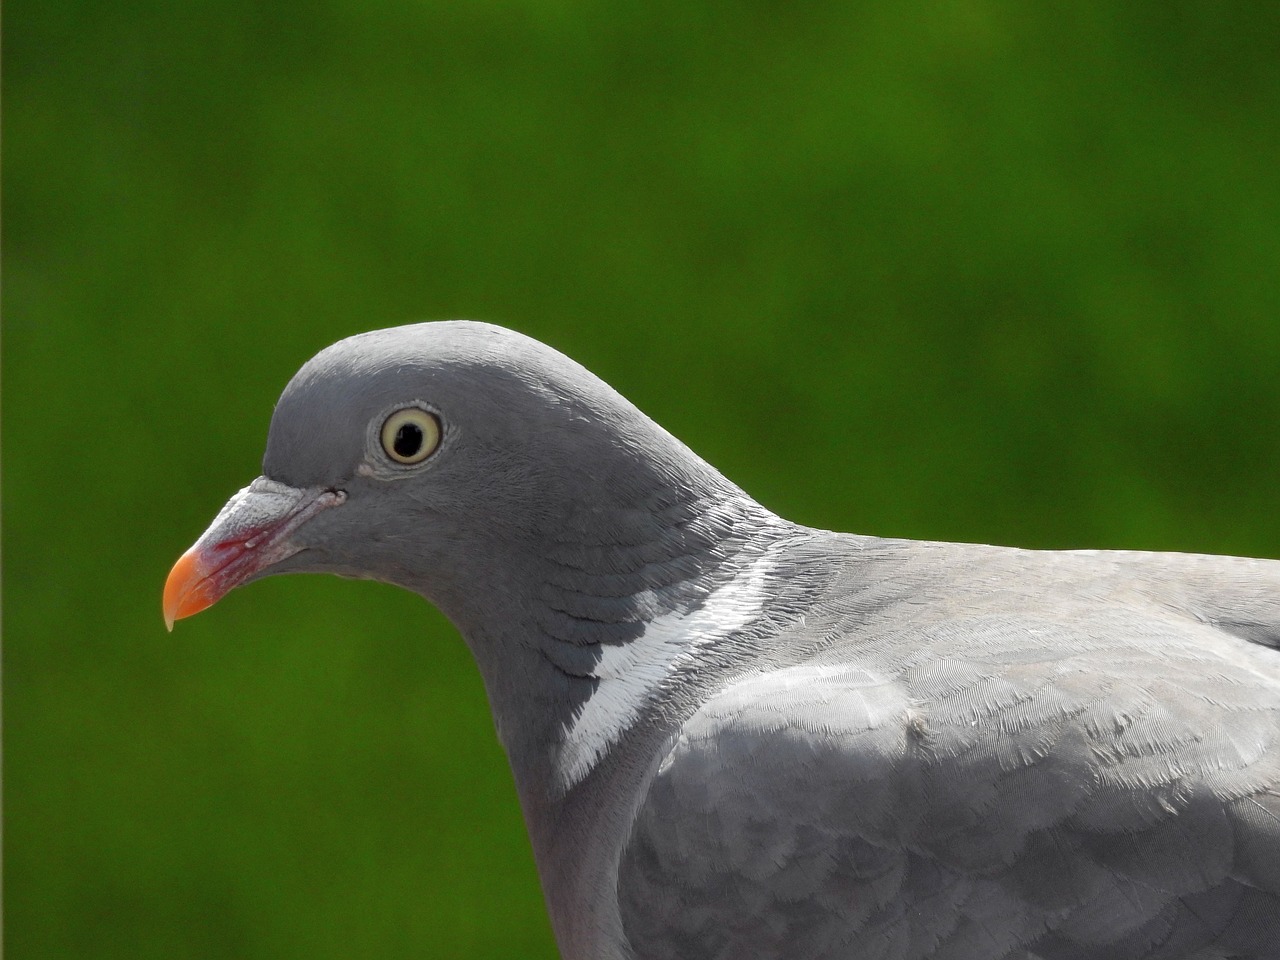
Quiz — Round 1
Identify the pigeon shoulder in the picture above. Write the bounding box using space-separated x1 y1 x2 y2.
798 534 1280 668
1058 545 1280 652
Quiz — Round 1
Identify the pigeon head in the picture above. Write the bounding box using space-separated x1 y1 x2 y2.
167 322 746 629
164 322 772 695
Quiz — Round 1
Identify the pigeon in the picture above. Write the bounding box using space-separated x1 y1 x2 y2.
165 321 1280 960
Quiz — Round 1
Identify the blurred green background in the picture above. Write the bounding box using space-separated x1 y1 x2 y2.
6 2 1280 957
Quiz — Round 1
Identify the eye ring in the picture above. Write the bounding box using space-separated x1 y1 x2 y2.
379 407 442 465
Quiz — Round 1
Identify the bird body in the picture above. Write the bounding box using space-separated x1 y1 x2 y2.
615 539 1280 960
166 322 1280 959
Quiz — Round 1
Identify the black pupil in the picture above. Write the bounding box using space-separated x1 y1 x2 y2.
393 422 424 458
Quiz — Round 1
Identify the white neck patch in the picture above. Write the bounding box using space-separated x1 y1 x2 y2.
555 550 774 791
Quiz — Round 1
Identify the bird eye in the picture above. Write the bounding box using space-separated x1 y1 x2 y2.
379 408 441 465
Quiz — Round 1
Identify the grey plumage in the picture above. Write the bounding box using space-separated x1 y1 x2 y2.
619 542 1280 959
167 321 1280 959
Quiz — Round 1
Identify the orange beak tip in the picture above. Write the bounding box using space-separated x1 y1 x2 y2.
163 548 217 631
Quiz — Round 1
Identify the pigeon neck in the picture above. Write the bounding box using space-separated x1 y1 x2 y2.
438 476 783 798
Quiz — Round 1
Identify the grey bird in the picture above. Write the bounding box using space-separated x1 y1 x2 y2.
165 321 1280 960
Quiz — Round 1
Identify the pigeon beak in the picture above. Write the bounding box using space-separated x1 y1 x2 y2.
164 477 347 631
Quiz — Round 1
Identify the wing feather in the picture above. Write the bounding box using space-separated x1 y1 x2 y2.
617 606 1280 960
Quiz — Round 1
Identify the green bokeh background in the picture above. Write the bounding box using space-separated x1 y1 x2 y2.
6 3 1280 957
